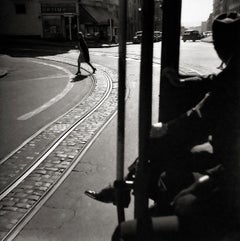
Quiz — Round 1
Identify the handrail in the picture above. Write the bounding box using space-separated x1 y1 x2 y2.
159 0 182 122
134 0 154 221
116 0 127 224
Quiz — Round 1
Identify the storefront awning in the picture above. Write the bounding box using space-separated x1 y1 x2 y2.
79 5 111 25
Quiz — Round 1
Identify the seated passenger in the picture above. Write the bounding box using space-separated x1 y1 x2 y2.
86 12 240 239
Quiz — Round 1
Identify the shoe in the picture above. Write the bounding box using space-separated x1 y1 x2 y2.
92 68 96 74
85 185 131 207
85 186 115 203
76 71 81 75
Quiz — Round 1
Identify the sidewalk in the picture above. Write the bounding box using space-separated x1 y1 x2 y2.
0 36 119 49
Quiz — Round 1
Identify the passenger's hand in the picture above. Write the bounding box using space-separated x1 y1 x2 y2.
173 193 198 216
171 182 197 206
150 122 168 138
171 175 210 207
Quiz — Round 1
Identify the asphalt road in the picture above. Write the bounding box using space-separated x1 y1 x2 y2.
0 55 93 160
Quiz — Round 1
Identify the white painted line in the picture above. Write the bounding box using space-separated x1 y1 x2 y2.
17 60 75 121
17 74 68 82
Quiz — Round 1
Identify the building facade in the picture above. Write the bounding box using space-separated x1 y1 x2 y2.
0 0 43 38
0 0 119 42
79 0 119 43
206 0 240 32
127 0 162 41
154 0 162 31
213 0 240 18
40 0 78 40
227 0 240 13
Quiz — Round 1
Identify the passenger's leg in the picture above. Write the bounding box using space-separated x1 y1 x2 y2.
147 141 214 215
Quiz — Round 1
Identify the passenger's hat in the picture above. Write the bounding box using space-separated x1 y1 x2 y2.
212 12 240 45
212 12 240 61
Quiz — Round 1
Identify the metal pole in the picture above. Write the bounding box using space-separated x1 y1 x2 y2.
134 0 154 220
159 0 182 122
116 0 127 224
76 1 80 32
110 18 113 43
69 16 72 41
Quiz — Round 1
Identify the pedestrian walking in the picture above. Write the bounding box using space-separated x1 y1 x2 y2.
76 32 96 75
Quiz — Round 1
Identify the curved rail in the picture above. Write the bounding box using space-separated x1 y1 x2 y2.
0 59 118 240
0 64 114 200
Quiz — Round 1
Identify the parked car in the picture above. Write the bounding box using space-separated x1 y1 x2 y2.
133 30 162 44
154 31 162 42
133 31 143 44
203 31 212 38
182 30 203 42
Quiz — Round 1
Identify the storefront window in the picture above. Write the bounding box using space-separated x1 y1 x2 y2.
42 16 63 39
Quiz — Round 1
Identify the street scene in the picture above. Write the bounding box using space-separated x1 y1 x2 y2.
0 37 220 241
1 0 240 240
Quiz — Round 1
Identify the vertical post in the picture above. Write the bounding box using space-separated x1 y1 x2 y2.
116 0 127 224
109 18 113 43
69 16 72 40
159 0 182 122
76 1 80 32
134 0 154 220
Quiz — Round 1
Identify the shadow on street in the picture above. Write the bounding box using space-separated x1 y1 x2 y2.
0 37 75 58
71 74 89 82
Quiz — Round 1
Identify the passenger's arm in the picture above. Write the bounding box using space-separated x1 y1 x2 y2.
150 93 216 152
162 67 216 91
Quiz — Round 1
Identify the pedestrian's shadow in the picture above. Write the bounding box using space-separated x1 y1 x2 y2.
71 74 88 82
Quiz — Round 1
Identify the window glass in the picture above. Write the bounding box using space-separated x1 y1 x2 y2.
180 0 220 75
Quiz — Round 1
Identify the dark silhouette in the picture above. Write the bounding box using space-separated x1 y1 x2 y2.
71 74 88 82
86 12 240 240
76 32 96 75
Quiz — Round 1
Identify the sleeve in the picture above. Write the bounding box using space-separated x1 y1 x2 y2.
162 67 217 92
178 74 217 92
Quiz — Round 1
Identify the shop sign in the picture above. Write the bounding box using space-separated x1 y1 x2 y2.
41 3 76 14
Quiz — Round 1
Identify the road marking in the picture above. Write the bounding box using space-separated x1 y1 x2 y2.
17 74 68 82
18 60 75 121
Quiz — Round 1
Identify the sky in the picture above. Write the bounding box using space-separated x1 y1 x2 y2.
181 0 213 27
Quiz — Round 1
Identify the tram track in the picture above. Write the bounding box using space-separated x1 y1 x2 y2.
0 70 95 200
0 71 103 201
0 58 118 241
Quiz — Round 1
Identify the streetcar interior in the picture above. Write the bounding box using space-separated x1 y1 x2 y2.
113 0 240 240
